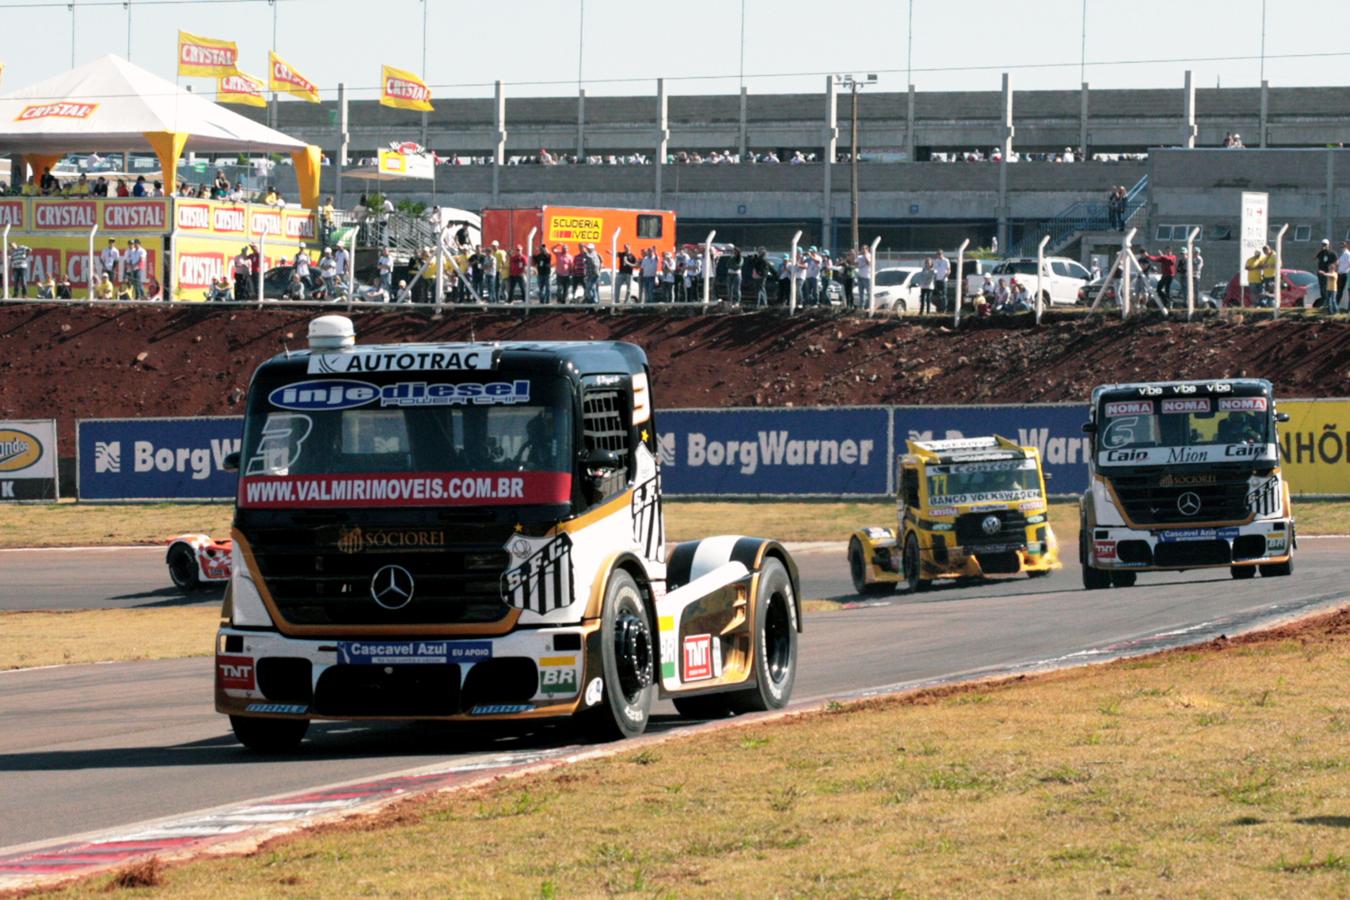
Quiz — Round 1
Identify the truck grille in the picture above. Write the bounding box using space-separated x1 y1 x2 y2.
240 519 514 628
955 510 1029 547
1107 467 1252 525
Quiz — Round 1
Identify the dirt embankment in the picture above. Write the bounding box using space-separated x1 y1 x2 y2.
1 304 1347 448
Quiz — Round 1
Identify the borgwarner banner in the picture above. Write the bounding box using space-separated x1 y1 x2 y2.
893 404 1092 494
656 408 891 496
0 419 59 501
77 417 243 501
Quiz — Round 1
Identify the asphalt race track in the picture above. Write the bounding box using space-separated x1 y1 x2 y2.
2 539 1347 852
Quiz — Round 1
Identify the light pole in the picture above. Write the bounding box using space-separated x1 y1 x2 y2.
906 0 913 87
836 73 876 251
739 0 746 91
124 0 131 60
577 0 585 94
1259 0 1267 83
68 2 76 68
1080 0 1087 84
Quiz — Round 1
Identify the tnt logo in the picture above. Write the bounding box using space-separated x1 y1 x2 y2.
217 655 255 691
683 634 713 682
94 441 121 473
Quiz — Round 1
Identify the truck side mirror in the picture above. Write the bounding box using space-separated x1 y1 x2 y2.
222 451 240 472
1276 412 1290 423
582 448 622 471
1081 421 1097 434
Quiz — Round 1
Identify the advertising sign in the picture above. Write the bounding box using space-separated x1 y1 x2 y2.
1240 191 1268 282
547 214 603 245
656 407 891 496
170 235 301 300
377 150 434 181
894 404 1092 494
268 51 320 103
77 417 243 501
216 70 267 108
380 65 434 112
1276 399 1350 496
0 198 25 229
11 235 161 293
0 419 58 501
177 30 239 78
28 198 170 233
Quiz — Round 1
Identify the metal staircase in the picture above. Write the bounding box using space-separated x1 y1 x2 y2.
1013 174 1149 257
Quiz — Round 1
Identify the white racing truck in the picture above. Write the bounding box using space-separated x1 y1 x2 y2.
1079 378 1294 588
216 316 801 750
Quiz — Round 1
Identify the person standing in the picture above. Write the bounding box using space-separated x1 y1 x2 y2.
915 258 936 314
377 247 393 295
294 247 311 291
930 249 950 312
318 248 338 299
1335 240 1350 314
9 242 31 298
1260 244 1278 304
749 248 770 307
507 245 528 302
802 248 821 306
639 247 658 304
333 242 349 293
532 243 552 303
492 242 509 301
840 251 857 307
583 244 603 303
233 246 253 300
615 243 637 304
553 244 573 303
319 196 336 248
1150 246 1177 307
1244 247 1264 306
99 239 122 291
123 239 147 300
661 251 677 302
1314 239 1338 306
725 245 743 304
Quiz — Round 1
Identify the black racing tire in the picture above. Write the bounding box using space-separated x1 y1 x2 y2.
904 533 930 593
726 558 798 714
1230 565 1257 580
1260 557 1293 577
580 569 655 740
230 715 308 752
167 543 201 591
1110 571 1137 588
848 538 892 596
1080 532 1112 590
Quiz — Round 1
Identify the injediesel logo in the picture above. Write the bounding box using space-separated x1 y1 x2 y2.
269 380 378 411
269 379 531 411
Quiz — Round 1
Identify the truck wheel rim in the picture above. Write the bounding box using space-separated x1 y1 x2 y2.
764 594 792 684
614 611 652 699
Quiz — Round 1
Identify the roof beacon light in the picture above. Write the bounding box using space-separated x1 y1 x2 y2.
308 315 356 351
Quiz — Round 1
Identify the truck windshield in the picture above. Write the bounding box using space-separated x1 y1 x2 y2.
926 459 1042 505
238 373 575 509
1098 396 1269 451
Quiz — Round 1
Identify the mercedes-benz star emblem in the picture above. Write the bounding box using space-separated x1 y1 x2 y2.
981 514 1001 536
1177 491 1202 517
370 565 415 610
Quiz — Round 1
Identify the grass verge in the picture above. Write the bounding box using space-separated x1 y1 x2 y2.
6 498 1349 549
0 607 220 669
55 607 1350 897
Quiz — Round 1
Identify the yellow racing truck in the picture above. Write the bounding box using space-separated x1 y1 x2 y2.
848 436 1060 593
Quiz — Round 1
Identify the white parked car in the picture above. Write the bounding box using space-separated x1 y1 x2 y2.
872 267 922 312
966 257 1091 307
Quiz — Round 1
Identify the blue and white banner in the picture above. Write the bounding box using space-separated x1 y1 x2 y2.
77 416 244 501
893 404 1092 494
656 407 891 496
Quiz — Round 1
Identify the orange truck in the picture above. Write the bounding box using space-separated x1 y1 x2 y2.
481 206 675 267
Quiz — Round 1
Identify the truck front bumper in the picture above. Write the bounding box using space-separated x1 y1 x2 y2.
215 623 602 722
1088 519 1293 571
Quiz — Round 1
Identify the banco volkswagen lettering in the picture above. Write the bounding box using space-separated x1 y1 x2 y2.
217 316 802 750
1079 379 1294 588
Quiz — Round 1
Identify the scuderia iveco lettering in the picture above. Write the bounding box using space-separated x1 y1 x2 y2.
217 318 802 751
1078 379 1294 589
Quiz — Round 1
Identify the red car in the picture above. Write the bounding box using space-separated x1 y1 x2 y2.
1222 269 1318 307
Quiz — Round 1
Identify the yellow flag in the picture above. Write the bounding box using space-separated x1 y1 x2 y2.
217 71 267 109
380 65 433 112
268 51 320 103
177 30 238 78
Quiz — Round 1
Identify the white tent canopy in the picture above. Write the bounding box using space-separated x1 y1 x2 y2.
0 54 306 154
0 55 320 206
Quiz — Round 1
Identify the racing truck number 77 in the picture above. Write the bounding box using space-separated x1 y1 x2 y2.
215 316 802 750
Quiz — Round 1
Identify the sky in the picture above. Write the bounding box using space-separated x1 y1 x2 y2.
0 0 1346 101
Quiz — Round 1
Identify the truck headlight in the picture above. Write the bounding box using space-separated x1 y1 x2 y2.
229 542 274 628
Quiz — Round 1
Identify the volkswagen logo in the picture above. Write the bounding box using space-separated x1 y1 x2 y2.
981 514 1002 536
370 565 415 610
1177 491 1202 517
